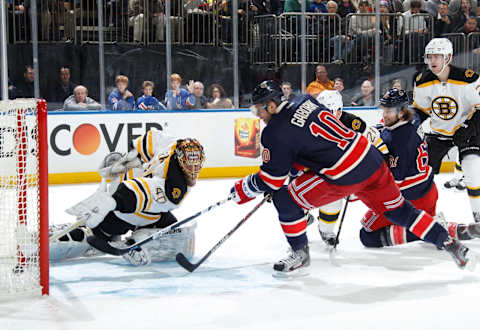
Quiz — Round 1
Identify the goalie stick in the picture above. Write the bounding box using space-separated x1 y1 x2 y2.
176 194 271 273
86 195 234 256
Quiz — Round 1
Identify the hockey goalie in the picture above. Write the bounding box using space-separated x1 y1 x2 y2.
49 128 205 266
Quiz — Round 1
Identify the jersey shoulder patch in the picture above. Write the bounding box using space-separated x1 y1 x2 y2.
448 66 479 84
415 70 438 88
164 156 188 205
340 112 366 133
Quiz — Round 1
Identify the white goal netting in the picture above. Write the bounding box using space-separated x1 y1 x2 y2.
0 99 48 297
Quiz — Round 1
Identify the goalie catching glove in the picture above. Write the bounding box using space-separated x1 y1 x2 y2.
231 174 263 204
98 149 142 179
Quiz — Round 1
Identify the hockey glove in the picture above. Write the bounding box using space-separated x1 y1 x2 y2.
99 149 142 179
231 174 263 204
453 119 477 147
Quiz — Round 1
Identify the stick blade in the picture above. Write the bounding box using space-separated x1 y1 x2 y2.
87 235 127 256
175 253 197 272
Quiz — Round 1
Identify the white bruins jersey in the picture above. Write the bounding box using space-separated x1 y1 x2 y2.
413 66 480 136
113 128 189 227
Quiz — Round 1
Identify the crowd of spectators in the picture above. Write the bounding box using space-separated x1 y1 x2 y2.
6 68 235 111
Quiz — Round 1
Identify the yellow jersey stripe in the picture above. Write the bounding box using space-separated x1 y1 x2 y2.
125 180 145 213
137 135 147 163
412 101 431 115
147 130 154 160
162 142 178 179
134 211 160 221
138 177 153 211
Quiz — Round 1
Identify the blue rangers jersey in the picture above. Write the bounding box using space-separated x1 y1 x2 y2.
254 95 384 191
379 120 433 201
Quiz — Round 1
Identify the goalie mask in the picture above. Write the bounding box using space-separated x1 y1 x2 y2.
175 138 205 186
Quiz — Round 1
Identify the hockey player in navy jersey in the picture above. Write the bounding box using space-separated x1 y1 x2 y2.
230 80 476 276
360 88 480 247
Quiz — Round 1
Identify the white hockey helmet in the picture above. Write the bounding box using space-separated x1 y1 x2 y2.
424 38 453 67
317 90 343 117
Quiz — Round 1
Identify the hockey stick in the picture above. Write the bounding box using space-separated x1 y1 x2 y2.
332 195 350 251
176 194 271 273
49 216 86 242
86 194 234 256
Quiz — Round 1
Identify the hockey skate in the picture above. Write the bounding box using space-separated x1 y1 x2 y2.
443 237 476 271
306 212 315 226
319 226 337 247
273 244 310 278
443 177 466 191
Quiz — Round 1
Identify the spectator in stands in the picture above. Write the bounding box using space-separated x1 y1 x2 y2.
48 67 77 103
306 65 334 97
457 16 479 34
7 0 27 43
379 1 401 60
309 0 327 13
281 81 297 101
348 0 376 62
333 77 350 105
62 1 76 41
164 73 194 110
15 65 35 98
249 0 283 15
136 81 164 110
403 0 429 63
434 2 455 37
284 0 311 12
152 1 166 42
448 0 476 17
8 77 16 99
337 0 356 18
206 83 233 109
392 78 403 90
63 85 102 111
382 0 404 13
108 75 135 110
451 0 476 32
351 79 375 106
187 80 208 109
128 0 163 43
403 0 427 12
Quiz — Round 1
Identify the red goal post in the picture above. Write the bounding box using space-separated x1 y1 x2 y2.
0 99 49 296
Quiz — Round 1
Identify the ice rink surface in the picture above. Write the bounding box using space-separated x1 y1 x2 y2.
2 174 480 330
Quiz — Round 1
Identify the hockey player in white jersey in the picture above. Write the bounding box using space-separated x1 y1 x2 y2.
413 38 480 222
50 128 205 266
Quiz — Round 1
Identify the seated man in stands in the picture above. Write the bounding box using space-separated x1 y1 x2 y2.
306 65 334 98
351 79 375 106
15 65 35 98
63 85 102 111
187 80 208 109
48 67 77 103
108 75 135 110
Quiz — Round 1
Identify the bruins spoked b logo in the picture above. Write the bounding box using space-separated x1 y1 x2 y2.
431 96 458 120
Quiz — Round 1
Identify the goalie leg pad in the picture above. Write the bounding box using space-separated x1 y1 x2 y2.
66 190 117 229
50 226 103 262
129 221 197 262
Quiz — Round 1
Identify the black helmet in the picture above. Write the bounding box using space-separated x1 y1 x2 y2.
379 88 409 109
251 80 283 105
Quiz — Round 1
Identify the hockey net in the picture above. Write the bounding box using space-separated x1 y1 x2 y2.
0 99 49 297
